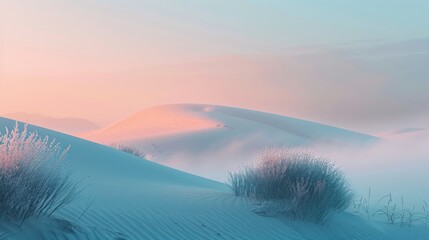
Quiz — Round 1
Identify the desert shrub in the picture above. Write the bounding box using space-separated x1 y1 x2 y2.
228 149 353 223
111 144 151 159
0 123 79 224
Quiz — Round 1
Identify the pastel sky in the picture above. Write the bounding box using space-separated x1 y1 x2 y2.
1 0 429 133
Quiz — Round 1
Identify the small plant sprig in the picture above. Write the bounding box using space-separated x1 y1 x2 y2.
353 189 428 229
403 206 419 229
375 194 397 224
352 188 378 221
422 201 429 226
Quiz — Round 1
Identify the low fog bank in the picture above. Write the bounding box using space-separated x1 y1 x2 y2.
152 133 428 208
316 132 429 207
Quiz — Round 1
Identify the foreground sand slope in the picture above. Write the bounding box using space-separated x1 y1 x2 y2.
1 117 427 240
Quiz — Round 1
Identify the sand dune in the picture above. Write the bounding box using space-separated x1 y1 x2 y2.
376 127 428 141
86 104 376 144
84 104 377 180
1 113 100 135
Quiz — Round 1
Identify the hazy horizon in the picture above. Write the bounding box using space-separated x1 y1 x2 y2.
2 1 429 133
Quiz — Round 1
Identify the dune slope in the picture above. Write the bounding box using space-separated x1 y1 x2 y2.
1 117 428 239
84 104 377 180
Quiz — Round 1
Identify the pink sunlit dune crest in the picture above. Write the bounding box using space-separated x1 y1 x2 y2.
83 104 221 142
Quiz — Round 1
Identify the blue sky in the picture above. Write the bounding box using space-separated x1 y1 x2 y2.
66 0 429 54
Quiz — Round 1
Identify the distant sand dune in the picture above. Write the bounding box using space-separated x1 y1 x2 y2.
83 104 377 180
1 112 100 135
